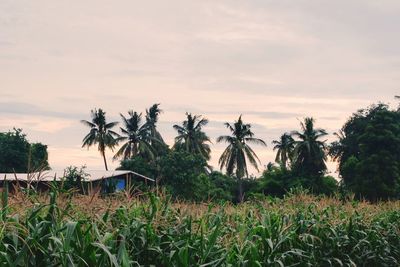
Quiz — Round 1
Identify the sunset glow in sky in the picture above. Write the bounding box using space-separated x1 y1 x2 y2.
1 1 399 175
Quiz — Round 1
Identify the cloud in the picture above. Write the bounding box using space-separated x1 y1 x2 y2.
0 0 398 172
0 115 74 134
0 101 84 120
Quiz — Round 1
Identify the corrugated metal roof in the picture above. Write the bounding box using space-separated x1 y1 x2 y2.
0 170 155 182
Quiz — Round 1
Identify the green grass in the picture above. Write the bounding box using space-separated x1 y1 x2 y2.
1 186 400 266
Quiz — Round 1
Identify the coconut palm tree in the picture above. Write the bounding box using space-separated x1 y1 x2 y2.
217 115 266 202
113 111 156 161
272 133 295 169
173 113 211 160
328 130 346 162
81 108 120 171
145 103 165 144
291 117 328 177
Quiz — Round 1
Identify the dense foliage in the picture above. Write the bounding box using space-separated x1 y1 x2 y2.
173 113 211 160
330 104 400 201
113 111 155 161
3 101 400 202
1 188 400 266
119 151 236 202
0 128 49 173
260 164 338 197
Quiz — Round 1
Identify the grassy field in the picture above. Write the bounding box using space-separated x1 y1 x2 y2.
1 187 400 266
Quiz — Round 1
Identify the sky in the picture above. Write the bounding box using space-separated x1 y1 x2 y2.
0 0 399 176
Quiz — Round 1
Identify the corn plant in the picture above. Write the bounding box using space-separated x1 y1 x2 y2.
0 189 399 266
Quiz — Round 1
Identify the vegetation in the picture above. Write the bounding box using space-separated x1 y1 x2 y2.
2 99 400 265
217 116 267 202
3 100 400 201
81 109 120 171
113 111 155 161
145 103 165 145
329 104 400 201
173 113 211 160
291 117 328 178
0 128 49 172
1 187 400 266
272 133 294 170
79 101 400 202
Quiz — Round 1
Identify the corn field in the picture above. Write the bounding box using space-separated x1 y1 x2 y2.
1 185 400 266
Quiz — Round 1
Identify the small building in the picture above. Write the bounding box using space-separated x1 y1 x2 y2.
0 170 155 194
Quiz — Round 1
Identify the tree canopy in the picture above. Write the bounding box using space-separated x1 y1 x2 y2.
113 111 155 161
0 128 49 173
330 104 400 201
291 117 328 178
217 115 266 202
173 113 211 160
81 108 120 170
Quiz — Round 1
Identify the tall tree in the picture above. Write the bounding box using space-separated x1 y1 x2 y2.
81 108 119 171
30 143 50 171
332 104 400 201
328 130 348 171
291 117 328 178
145 103 165 144
173 113 211 160
272 133 295 169
0 128 49 172
113 111 156 161
145 104 169 157
217 115 266 202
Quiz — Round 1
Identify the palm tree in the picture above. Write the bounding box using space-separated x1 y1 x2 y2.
145 104 165 144
81 108 119 171
173 113 211 160
328 130 346 163
291 117 328 177
113 111 155 161
272 133 295 169
217 115 266 202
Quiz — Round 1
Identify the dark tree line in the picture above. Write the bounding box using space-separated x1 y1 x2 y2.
2 100 397 202
79 101 400 202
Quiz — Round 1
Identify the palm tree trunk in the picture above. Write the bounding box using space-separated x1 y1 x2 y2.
102 151 108 171
237 178 244 203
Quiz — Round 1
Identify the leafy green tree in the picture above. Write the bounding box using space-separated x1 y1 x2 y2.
118 156 158 179
113 111 156 161
0 129 49 173
217 115 266 202
173 113 211 160
291 117 328 178
158 151 208 200
81 108 120 171
272 133 295 169
261 163 338 197
207 171 236 201
30 143 50 171
332 104 400 201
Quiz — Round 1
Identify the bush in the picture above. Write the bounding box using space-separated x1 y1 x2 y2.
261 165 338 197
207 172 236 201
117 156 158 179
158 151 208 200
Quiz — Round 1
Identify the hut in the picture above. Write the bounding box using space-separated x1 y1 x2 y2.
0 170 155 194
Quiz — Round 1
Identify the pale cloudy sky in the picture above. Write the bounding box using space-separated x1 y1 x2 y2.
0 0 399 175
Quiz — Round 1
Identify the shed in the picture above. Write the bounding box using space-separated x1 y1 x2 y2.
0 170 154 194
